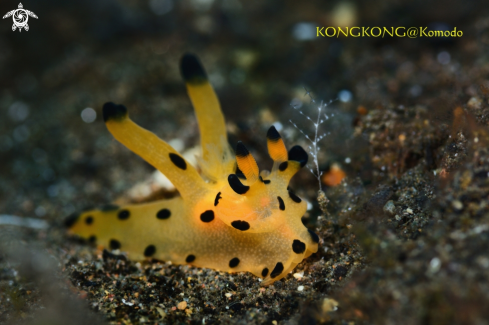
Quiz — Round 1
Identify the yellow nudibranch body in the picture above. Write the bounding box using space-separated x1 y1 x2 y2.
67 54 319 285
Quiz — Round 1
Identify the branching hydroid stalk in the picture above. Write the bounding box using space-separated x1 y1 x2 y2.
289 90 333 190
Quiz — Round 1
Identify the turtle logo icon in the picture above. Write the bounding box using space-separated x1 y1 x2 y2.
2 3 38 32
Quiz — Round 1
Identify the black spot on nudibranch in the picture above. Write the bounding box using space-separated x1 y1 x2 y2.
88 235 97 243
85 216 94 225
262 268 269 277
279 161 288 171
235 166 246 180
180 53 208 85
103 102 127 122
118 210 130 220
259 176 271 184
288 190 302 203
144 245 156 257
266 125 282 141
270 262 284 278
214 192 222 206
231 220 250 231
109 239 121 250
156 209 171 220
277 196 285 210
308 229 320 243
169 153 187 170
200 210 215 223
64 212 80 228
292 239 306 254
229 257 240 268
288 145 308 167
100 204 120 212
228 174 250 194
186 255 196 263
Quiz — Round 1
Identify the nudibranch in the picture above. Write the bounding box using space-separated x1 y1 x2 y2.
67 54 319 285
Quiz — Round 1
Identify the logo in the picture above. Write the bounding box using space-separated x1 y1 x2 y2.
2 3 38 32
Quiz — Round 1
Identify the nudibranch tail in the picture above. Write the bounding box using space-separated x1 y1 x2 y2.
67 54 319 286
68 198 188 261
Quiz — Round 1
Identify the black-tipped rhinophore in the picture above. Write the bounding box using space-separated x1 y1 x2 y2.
235 141 249 157
266 125 281 141
228 174 250 194
288 145 308 167
180 53 207 84
103 102 128 122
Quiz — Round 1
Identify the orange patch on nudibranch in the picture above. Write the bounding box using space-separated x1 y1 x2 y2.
260 196 271 207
